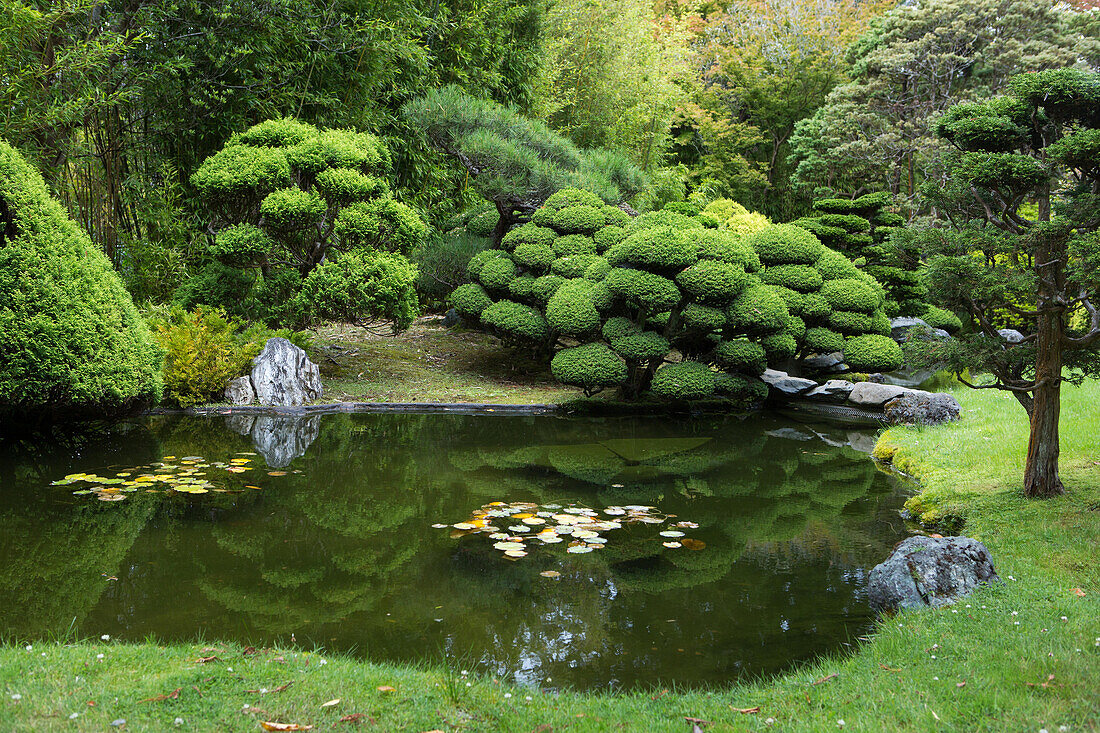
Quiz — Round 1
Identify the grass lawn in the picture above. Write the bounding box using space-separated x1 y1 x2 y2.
2 383 1098 731
312 319 583 405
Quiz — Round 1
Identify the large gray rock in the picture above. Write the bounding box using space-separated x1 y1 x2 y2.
889 317 929 341
847 382 909 406
251 338 322 407
997 328 1025 344
224 376 255 406
805 379 855 402
803 352 846 371
868 536 1000 612
761 369 817 396
251 415 321 468
883 391 961 426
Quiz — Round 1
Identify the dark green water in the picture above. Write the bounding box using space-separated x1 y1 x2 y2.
0 412 908 690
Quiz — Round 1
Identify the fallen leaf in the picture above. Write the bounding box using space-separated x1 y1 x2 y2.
376 685 395 693
260 723 313 731
684 717 711 732
140 688 181 703
196 656 220 664
338 714 365 723
813 673 838 685
680 538 706 551
879 664 902 673
732 706 760 714
320 699 340 708
539 570 561 578
1027 674 1058 689
956 682 966 688
1072 587 1086 597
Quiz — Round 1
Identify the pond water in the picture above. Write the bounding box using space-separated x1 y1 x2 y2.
0 412 909 691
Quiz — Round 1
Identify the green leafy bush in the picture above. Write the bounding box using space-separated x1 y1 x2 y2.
650 361 717 399
0 140 163 420
921 304 964 334
748 224 824 265
150 307 259 407
411 231 492 304
843 334 904 372
551 343 628 395
450 283 494 318
481 300 549 342
294 250 419 330
546 279 601 336
715 338 767 375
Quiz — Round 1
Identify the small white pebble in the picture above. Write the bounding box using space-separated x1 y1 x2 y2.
318 659 326 666
981 605 987 609
11 694 22 701
40 652 46 656
174 718 184 726
933 676 939 681
1061 616 1068 622
931 655 936 659
1060 726 1070 732
837 720 846 728
965 604 971 608
461 670 468 676
227 667 233 672
96 653 104 659
243 703 250 709
101 634 110 641
1012 611 1018 616
110 720 126 727
504 693 512 699
1008 575 1015 581
951 609 958 613
766 718 776 726
69 713 79 719
260 688 268 694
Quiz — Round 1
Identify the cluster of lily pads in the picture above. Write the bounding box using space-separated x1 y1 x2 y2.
50 454 298 502
434 501 704 560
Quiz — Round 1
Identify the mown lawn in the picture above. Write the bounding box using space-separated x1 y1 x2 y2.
2 383 1098 731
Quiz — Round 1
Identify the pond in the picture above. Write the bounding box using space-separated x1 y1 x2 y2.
0 412 909 691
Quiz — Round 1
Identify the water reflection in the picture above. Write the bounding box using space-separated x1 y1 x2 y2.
0 413 907 690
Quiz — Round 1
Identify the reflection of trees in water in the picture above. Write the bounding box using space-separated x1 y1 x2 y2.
0 424 162 637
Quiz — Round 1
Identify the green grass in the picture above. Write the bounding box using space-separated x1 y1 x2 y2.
3 383 1099 731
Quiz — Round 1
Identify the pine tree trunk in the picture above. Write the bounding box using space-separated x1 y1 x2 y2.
1023 228 1066 498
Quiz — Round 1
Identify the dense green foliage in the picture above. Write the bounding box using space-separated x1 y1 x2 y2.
0 139 162 422
449 188 901 399
188 119 423 329
402 87 646 243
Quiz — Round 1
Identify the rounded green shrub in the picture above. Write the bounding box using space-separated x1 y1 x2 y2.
502 223 556 250
624 209 702 234
512 242 555 272
551 343 627 393
723 211 772 235
236 118 317 147
800 292 831 320
294 250 419 330
761 332 797 360
478 255 518 291
508 275 538 302
761 264 823 293
814 247 861 280
821 278 879 314
844 334 904 372
467 249 509 279
680 303 726 332
551 254 601 279
209 223 271 267
466 209 499 237
605 268 682 312
546 279 601 336
726 283 789 334
0 140 163 419
829 310 874 334
602 206 631 227
284 128 390 175
784 314 807 341
532 274 566 302
260 187 325 230
804 327 845 354
650 361 717 399
715 338 767 375
675 260 751 304
584 257 611 281
481 300 549 342
541 187 605 212
548 205 605 234
714 373 768 402
553 234 598 257
870 311 892 336
770 285 805 315
602 316 639 341
594 225 627 252
607 227 699 272
610 331 670 361
690 229 762 271
315 168 387 206
450 283 493 318
191 144 291 202
922 305 964 334
748 224 825 266
333 198 427 255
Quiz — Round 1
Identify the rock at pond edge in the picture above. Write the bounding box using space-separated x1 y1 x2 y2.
883 391 961 426
224 375 255 406
868 536 999 612
251 337 323 407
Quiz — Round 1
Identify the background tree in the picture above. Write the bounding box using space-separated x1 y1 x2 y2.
684 0 895 219
0 139 163 422
906 69 1100 497
402 88 647 245
789 0 1098 203
188 119 424 330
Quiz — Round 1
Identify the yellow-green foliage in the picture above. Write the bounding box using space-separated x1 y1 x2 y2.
703 198 771 235
0 139 163 419
152 308 259 407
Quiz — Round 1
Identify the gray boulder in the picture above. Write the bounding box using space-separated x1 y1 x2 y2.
997 328 1025 344
805 379 855 402
251 337 323 407
251 415 321 468
868 536 1000 612
889 317 929 341
803 352 846 371
847 382 909 406
761 369 817 396
224 376 255 406
883 391 961 426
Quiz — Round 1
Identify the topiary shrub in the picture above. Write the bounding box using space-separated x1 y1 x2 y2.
748 224 824 265
551 343 628 396
481 300 549 343
189 118 424 329
650 361 717 399
294 250 419 331
921 304 964 334
450 283 494 319
843 334 904 372
0 140 163 421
